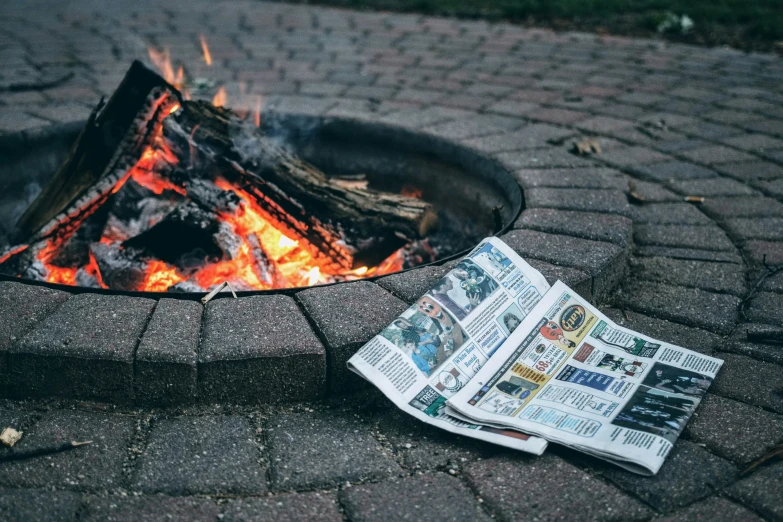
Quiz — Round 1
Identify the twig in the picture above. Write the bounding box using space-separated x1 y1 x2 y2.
740 254 783 320
201 281 238 305
740 443 783 476
0 440 92 462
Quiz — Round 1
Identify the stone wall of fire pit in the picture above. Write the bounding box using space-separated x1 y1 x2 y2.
0 111 633 405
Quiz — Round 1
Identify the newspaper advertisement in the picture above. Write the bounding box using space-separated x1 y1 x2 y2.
347 237 552 455
446 279 723 475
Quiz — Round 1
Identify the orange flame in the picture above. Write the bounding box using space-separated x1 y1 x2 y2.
200 35 212 66
139 260 184 291
212 86 227 107
253 96 262 127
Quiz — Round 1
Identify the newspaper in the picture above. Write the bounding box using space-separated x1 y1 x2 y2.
348 236 722 474
446 278 723 475
348 237 552 455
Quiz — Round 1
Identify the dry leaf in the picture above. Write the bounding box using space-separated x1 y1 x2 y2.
1 427 23 448
572 139 601 156
685 196 705 203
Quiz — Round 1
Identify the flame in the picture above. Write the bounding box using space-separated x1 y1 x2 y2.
200 35 212 66
253 96 262 127
148 48 177 86
401 185 422 198
212 86 227 107
278 235 298 248
139 260 184 291
169 104 180 114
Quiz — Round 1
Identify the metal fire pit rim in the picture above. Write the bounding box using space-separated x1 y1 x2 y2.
0 115 523 300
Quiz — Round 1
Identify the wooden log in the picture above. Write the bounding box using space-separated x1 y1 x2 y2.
13 60 181 244
163 101 437 269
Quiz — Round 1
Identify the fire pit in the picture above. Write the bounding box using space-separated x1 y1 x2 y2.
0 64 522 296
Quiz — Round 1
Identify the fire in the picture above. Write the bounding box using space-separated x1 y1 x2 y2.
139 260 184 291
200 35 212 66
212 86 227 107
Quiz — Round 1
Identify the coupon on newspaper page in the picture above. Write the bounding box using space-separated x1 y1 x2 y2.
347 237 550 454
446 280 723 475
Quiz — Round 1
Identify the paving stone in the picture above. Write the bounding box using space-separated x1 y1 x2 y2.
629 257 746 296
724 217 783 242
602 309 722 355
0 488 81 522
423 114 521 140
700 197 783 219
341 473 491 522
224 491 343 522
752 178 783 199
613 280 739 334
726 463 783 521
625 179 681 202
501 229 626 300
630 161 717 183
378 106 473 128
634 246 744 264
746 292 783 326
0 281 69 395
744 240 783 266
7 294 154 402
462 125 575 153
602 440 738 513
0 409 135 489
634 225 735 252
716 160 783 181
296 282 407 391
761 271 783 294
199 295 325 403
524 188 631 217
135 299 201 405
374 408 495 471
133 415 266 495
82 495 221 522
718 325 783 365
515 209 632 248
598 146 671 167
667 177 759 197
376 264 452 303
685 394 783 466
525 258 593 301
266 411 400 491
709 353 783 413
656 497 764 522
629 203 712 225
499 148 597 169
680 146 757 166
515 167 624 189
464 453 652 521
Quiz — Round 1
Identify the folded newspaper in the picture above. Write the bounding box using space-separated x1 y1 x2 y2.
348 237 723 475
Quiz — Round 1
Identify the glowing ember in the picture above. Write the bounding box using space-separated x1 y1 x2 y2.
200 35 213 66
212 86 227 107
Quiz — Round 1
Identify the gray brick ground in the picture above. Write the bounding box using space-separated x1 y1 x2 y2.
599 146 672 168
726 463 783 521
266 411 400 491
687 394 783 467
525 258 593 301
514 167 623 190
133 415 266 495
724 217 783 242
744 240 783 266
501 229 626 300
464 453 652 521
710 353 783 413
701 196 783 219
0 282 69 396
296 282 407 391
629 203 712 225
524 188 631 217
7 294 154 402
614 280 740 334
0 409 135 489
746 292 783 326
376 263 452 303
135 299 202 405
634 225 735 252
718 326 783 365
499 148 597 169
341 473 492 522
374 408 495 471
602 440 738 513
224 491 343 522
463 125 574 153
515 209 632 248
81 495 221 522
199 295 325 403
667 177 759 197
635 246 745 264
630 161 717 182
715 160 783 181
602 309 722 354
656 497 764 522
0 488 81 522
630 257 746 296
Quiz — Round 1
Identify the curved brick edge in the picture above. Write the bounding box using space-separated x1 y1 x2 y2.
0 106 634 405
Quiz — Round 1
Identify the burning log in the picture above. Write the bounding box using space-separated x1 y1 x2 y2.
3 60 437 290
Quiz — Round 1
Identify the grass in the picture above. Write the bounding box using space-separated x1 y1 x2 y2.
281 0 783 52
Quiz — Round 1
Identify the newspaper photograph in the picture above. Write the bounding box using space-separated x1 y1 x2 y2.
446 279 723 475
347 237 552 455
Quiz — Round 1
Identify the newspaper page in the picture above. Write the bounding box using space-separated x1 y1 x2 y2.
347 237 552 455
446 280 723 475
